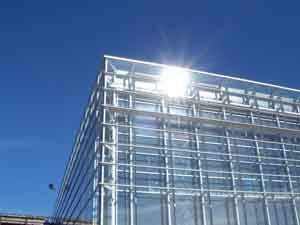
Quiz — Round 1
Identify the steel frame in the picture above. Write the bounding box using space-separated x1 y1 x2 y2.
53 55 300 225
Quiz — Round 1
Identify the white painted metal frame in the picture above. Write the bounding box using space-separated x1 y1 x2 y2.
53 55 300 225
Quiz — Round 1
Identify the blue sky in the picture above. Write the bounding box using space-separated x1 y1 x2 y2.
1 0 300 217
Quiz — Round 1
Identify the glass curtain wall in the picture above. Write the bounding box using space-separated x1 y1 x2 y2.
53 55 300 225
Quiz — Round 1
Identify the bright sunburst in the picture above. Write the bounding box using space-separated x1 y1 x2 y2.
159 66 189 97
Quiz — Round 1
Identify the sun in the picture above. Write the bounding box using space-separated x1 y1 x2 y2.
159 66 189 97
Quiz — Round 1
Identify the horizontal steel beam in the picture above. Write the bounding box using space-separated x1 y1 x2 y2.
103 104 300 136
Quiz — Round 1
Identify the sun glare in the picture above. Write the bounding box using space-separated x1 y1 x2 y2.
159 66 189 97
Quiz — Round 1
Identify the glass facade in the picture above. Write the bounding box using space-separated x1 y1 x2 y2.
53 55 300 225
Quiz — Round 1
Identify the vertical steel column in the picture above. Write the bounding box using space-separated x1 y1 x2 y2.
275 113 300 225
93 75 101 225
250 111 272 225
100 74 107 225
222 106 241 225
111 74 119 225
192 91 207 225
92 124 100 225
161 98 172 225
128 72 135 225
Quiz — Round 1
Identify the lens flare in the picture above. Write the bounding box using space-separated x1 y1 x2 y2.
159 67 189 97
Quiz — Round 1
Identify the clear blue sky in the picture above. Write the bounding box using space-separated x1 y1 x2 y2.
1 0 300 217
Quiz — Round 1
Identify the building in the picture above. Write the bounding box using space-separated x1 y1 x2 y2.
0 214 45 225
52 55 300 225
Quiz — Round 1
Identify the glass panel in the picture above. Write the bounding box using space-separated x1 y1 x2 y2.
238 198 267 225
136 194 164 225
269 200 296 225
175 196 197 225
206 197 236 225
